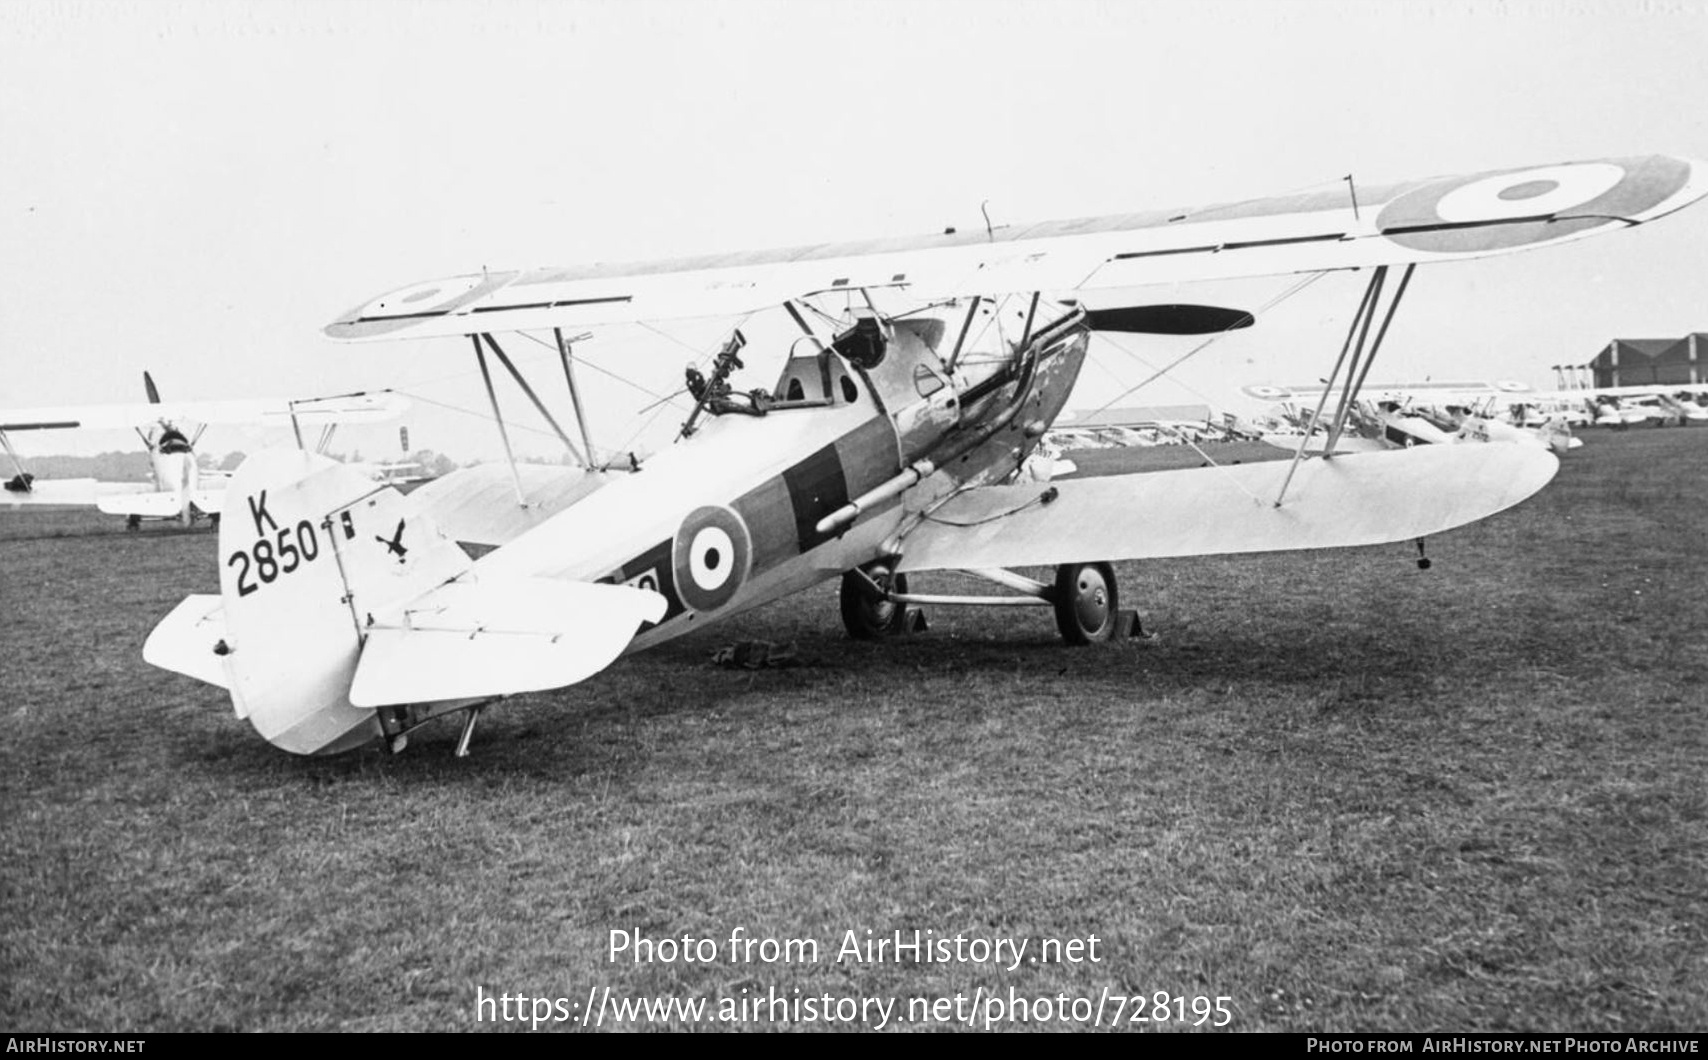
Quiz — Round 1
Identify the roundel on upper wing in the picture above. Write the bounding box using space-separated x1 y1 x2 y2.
358 275 487 320
1243 384 1293 401
1377 156 1693 255
672 505 752 613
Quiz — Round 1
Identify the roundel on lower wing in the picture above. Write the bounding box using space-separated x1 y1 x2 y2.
672 506 752 613
1243 385 1293 401
1377 156 1694 255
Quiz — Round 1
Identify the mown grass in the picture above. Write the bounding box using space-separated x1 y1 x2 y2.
1 429 1704 1032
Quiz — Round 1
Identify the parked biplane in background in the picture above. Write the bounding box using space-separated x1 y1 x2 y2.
1249 377 1708 451
144 154 1707 756
1 373 408 528
1242 379 1584 454
338 427 437 487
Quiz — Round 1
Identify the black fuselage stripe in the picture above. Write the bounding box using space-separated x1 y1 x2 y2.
782 443 850 554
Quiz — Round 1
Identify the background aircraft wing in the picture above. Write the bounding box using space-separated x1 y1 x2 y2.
190 487 226 515
1 479 153 507
0 392 408 433
893 443 1557 574
96 491 188 518
327 154 1706 342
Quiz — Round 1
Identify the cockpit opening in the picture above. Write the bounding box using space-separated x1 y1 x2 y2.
158 427 192 454
770 338 863 409
831 311 888 370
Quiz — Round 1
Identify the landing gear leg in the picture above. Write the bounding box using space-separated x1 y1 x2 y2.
840 560 917 639
455 705 484 758
1053 561 1119 644
378 706 411 755
126 514 141 532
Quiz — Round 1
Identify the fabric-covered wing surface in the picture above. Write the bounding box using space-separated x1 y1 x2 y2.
892 444 1559 574
0 393 408 433
327 155 1705 341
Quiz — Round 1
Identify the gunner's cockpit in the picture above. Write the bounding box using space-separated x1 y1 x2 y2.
770 340 863 408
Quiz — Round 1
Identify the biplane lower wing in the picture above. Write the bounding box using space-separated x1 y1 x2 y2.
893 444 1558 573
1 478 152 507
96 490 189 519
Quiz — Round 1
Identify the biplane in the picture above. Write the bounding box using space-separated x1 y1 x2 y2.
1241 380 1584 454
0 373 408 527
144 154 1706 756
1248 375 1708 448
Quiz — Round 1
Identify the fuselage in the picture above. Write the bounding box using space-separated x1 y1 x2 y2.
475 307 1090 653
151 447 198 518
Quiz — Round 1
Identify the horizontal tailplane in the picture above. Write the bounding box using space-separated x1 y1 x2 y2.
351 578 666 706
143 595 229 689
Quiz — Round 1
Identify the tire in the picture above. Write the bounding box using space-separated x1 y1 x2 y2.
840 561 910 639
1053 561 1118 644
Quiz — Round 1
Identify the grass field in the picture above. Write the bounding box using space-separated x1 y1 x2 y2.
2 429 1704 1032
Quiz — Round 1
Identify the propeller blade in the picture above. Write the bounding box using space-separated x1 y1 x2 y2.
1086 304 1255 335
144 371 161 404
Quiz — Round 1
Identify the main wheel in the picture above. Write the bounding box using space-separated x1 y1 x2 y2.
1053 561 1118 644
840 561 910 639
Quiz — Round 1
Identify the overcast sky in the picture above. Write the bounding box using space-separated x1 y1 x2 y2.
3 0 1705 461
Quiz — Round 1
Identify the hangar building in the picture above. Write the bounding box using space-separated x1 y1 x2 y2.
1587 333 1706 387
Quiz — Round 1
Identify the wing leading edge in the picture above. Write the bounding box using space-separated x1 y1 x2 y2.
327 155 1706 342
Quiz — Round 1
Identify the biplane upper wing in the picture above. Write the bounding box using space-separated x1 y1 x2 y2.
327 155 1706 341
892 443 1558 574
0 392 409 434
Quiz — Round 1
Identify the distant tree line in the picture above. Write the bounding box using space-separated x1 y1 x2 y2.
17 452 156 481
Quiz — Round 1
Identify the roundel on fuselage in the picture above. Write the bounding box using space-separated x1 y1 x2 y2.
1376 157 1693 255
672 505 752 613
